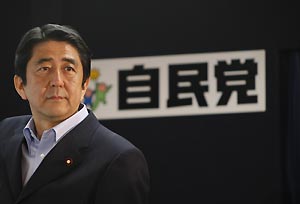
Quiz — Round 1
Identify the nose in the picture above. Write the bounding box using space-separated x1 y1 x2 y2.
50 70 64 87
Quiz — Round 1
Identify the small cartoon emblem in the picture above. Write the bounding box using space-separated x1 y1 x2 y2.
84 68 112 110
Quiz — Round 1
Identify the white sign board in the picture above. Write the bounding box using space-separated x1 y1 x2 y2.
84 49 266 119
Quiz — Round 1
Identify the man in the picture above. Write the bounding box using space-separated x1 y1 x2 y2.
0 24 150 204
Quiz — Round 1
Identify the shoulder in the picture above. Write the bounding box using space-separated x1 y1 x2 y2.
95 118 138 150
0 115 31 138
83 112 142 158
91 121 149 178
0 115 30 155
0 115 31 128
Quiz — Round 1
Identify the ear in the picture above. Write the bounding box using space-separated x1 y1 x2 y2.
81 77 90 100
14 75 28 100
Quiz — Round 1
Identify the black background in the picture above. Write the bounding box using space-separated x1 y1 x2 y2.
1 0 299 203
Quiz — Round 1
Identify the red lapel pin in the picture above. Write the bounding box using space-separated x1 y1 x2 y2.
65 158 73 166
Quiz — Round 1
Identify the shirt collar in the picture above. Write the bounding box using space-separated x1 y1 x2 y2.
23 119 38 150
53 103 88 142
23 103 89 143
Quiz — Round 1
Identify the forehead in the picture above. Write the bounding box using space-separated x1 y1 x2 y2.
30 40 80 60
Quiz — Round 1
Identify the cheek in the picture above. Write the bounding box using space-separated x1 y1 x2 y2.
25 80 47 97
67 81 85 97
24 86 42 99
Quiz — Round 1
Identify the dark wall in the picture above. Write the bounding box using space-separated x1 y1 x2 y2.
1 0 300 203
0 1 31 119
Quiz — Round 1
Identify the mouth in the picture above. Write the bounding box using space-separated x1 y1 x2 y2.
47 96 65 100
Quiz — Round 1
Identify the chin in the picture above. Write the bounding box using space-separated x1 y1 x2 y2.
46 110 71 119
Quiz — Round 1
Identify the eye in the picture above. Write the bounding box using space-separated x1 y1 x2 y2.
65 66 76 72
38 66 50 72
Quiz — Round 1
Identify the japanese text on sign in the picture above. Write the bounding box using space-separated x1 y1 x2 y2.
86 50 265 119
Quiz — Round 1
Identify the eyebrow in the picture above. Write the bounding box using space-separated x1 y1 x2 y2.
35 57 77 65
62 57 77 65
36 57 52 65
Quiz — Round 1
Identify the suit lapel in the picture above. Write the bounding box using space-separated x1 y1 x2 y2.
16 135 83 203
16 112 99 203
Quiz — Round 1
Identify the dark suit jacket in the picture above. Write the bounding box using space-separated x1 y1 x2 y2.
0 112 150 204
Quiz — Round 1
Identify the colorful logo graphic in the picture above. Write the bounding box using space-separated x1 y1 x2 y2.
84 68 112 111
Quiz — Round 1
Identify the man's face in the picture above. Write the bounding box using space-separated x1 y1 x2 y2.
14 40 89 124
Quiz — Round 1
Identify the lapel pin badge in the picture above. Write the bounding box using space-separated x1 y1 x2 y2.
65 158 73 167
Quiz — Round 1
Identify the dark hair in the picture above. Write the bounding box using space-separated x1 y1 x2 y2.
14 23 91 87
